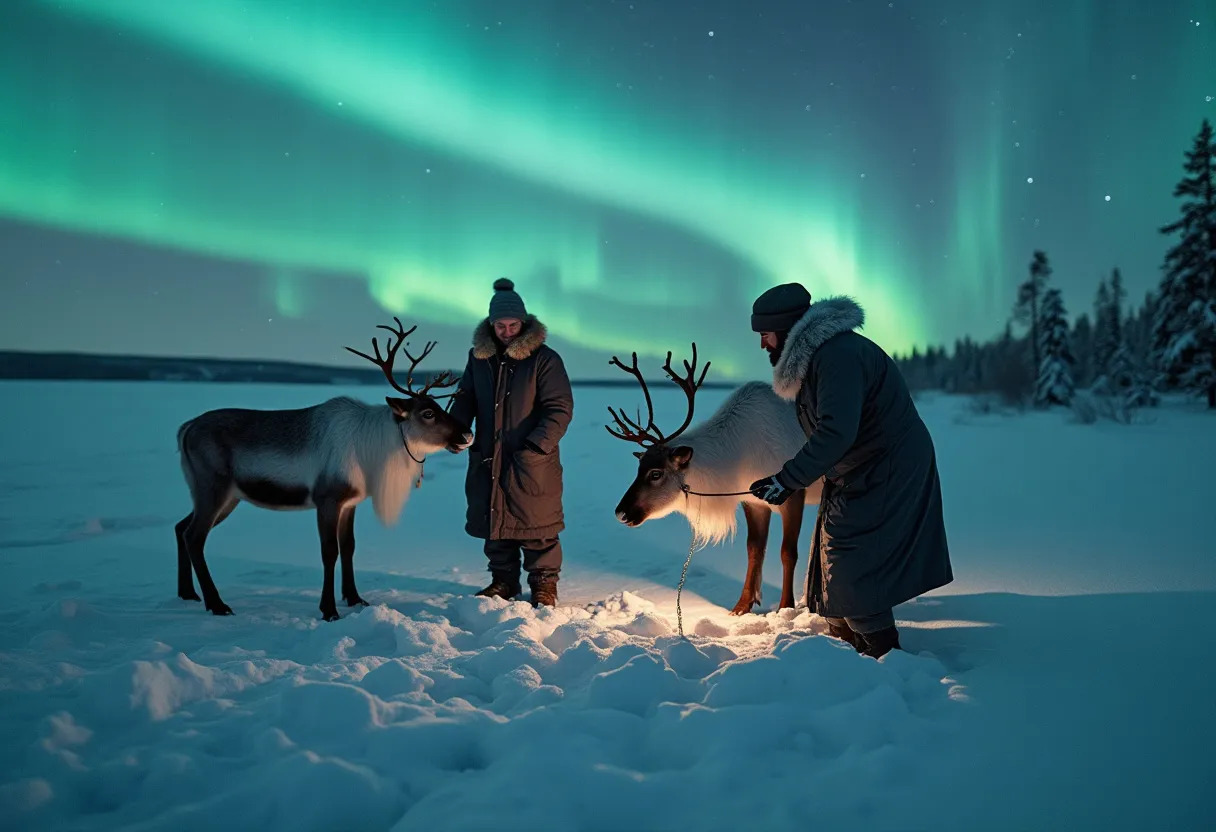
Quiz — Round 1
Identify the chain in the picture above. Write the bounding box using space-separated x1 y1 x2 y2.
675 533 697 638
674 489 711 639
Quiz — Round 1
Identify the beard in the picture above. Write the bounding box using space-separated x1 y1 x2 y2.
765 332 788 366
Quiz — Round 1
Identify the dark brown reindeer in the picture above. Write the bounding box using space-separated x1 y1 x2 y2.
607 345 822 614
174 318 473 621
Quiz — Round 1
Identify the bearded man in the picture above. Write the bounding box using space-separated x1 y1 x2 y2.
747 283 953 657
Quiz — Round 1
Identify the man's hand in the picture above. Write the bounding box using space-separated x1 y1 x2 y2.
749 474 794 506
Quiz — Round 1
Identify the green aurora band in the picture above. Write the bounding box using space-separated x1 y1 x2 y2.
1 0 1211 376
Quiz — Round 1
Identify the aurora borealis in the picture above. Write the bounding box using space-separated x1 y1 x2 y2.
1 1 1212 379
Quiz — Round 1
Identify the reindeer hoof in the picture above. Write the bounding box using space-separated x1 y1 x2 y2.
729 600 756 616
179 590 202 602
321 608 341 622
207 603 234 616
345 595 369 608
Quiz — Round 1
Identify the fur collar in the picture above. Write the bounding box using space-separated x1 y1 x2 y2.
771 296 865 400
472 315 548 360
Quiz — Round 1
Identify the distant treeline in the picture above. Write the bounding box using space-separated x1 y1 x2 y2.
893 117 1216 413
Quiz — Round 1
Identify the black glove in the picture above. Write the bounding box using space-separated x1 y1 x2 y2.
749 473 794 506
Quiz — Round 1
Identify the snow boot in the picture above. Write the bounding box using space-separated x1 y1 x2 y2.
858 626 901 659
826 620 865 652
475 574 521 600
529 574 558 608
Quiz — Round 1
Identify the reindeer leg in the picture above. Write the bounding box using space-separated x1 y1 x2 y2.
339 504 367 607
175 497 238 602
731 502 771 615
176 513 201 601
182 487 235 616
777 491 806 610
316 498 342 622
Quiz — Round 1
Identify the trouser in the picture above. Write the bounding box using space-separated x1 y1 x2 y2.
484 537 562 582
824 609 895 635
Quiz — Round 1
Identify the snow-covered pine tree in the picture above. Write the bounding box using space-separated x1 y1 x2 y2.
1071 313 1094 388
1035 287 1075 406
1107 268 1126 349
1091 279 1116 390
1014 250 1052 374
1154 118 1216 408
1126 291 1161 407
1108 336 1160 409
1131 290 1155 361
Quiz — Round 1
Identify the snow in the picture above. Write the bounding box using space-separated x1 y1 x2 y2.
1 380 1214 831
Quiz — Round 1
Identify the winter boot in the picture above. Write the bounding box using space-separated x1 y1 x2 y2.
826 620 865 652
858 626 901 659
475 573 521 600
529 574 558 608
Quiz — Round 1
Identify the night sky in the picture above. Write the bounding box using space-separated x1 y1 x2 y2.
1 0 1212 380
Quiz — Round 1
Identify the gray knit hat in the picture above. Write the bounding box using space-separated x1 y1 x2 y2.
751 282 811 332
488 278 528 322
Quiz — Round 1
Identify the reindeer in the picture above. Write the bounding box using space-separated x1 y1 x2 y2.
606 345 822 614
174 318 473 622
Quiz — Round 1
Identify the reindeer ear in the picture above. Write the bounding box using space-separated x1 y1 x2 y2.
669 446 693 469
386 396 413 420
632 450 644 460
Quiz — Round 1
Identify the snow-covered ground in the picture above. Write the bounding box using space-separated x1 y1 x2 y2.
0 380 1213 831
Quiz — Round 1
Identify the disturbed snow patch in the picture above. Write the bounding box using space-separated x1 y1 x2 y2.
0 589 962 831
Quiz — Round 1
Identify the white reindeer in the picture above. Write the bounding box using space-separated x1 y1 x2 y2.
175 319 473 621
608 346 822 614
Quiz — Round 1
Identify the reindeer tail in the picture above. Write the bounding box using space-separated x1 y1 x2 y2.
176 418 195 454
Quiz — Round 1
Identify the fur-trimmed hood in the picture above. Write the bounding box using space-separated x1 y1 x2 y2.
771 296 865 400
472 315 548 360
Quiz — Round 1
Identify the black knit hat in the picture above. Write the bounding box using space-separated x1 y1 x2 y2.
489 278 528 322
751 282 811 332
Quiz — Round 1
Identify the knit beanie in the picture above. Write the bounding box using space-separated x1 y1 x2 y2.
750 282 811 332
488 278 528 322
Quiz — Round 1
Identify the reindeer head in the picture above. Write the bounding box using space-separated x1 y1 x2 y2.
605 345 708 527
346 317 474 455
386 395 473 455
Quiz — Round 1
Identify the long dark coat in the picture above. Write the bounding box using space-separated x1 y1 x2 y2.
447 316 574 541
770 296 953 618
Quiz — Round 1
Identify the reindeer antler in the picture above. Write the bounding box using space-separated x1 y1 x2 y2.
345 317 460 399
606 352 666 447
660 343 710 441
399 338 461 399
604 343 710 448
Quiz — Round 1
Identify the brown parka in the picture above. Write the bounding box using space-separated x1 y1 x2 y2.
447 316 574 540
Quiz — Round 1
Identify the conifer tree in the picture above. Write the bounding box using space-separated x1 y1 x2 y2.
1014 250 1052 373
1154 118 1216 407
1035 287 1075 406
1131 291 1152 359
1071 313 1094 388
1092 279 1116 387
1107 268 1126 348
1108 337 1159 409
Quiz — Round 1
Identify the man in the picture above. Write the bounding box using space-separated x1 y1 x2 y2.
448 278 574 607
746 283 953 658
